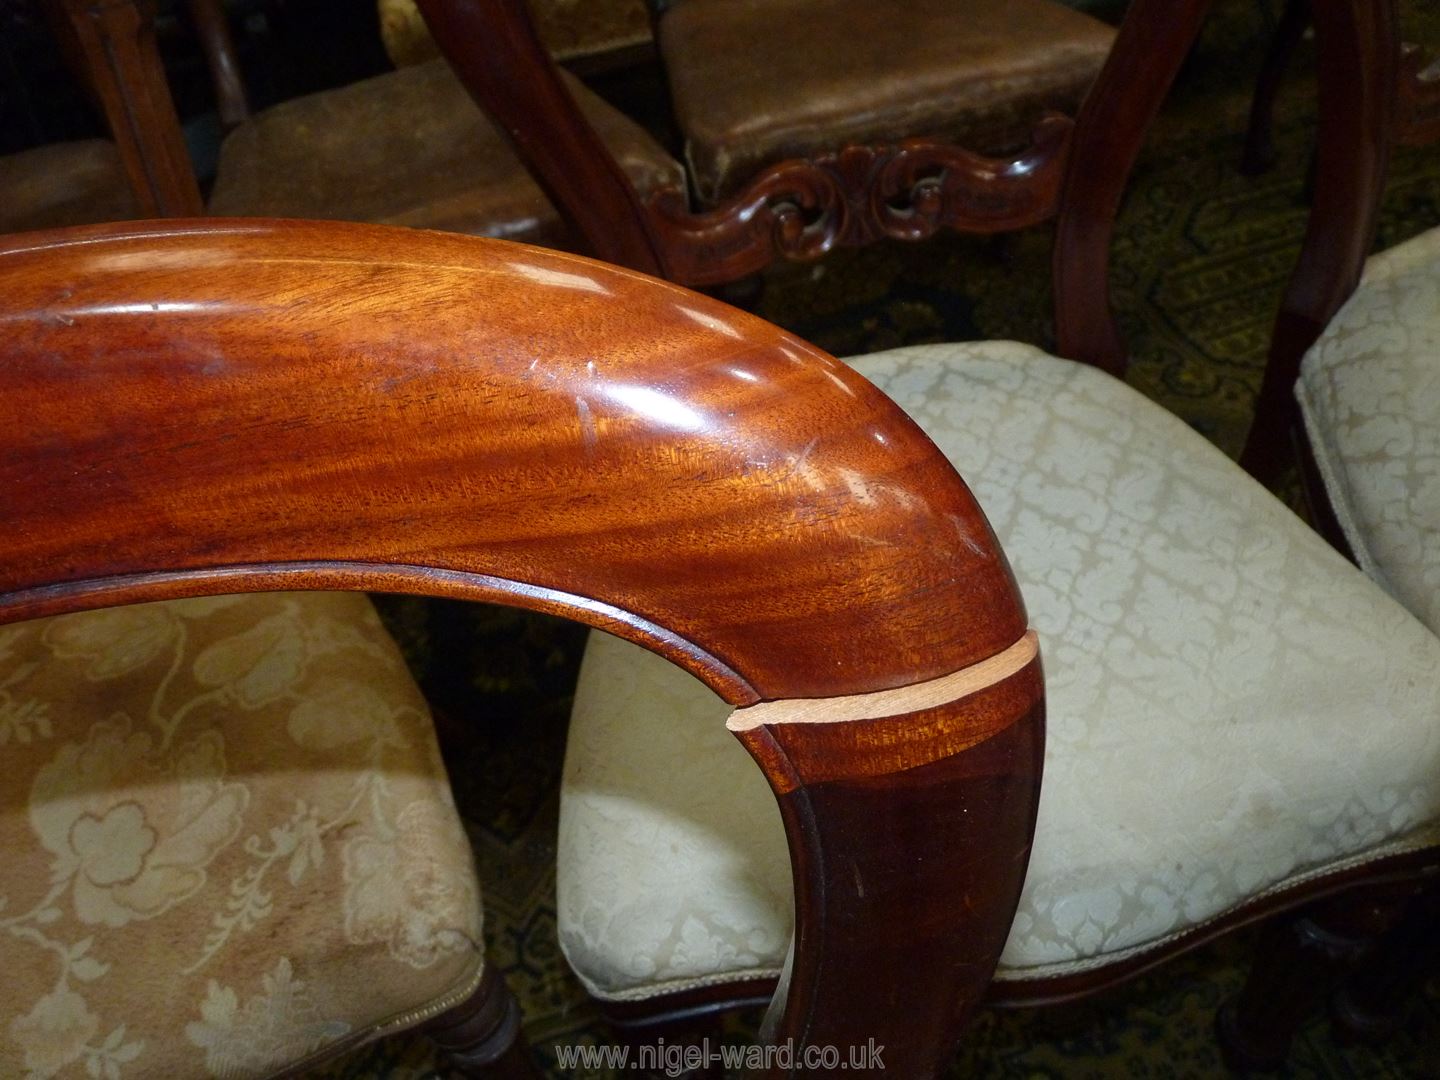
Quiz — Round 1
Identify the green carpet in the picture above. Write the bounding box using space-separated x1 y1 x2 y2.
323 2 1440 1075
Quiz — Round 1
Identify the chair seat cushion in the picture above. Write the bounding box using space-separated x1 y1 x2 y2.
1297 226 1440 636
658 0 1115 203
377 0 652 67
0 141 139 234
557 342 1440 1001
209 58 682 247
1 592 483 1078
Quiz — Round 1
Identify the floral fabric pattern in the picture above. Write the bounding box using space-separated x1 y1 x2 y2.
1297 226 1440 635
2 592 484 1078
558 343 1440 999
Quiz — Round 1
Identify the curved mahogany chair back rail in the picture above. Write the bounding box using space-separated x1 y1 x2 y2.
1051 0 1214 374
0 220 1043 1076
1239 0 1398 482
1055 0 1397 384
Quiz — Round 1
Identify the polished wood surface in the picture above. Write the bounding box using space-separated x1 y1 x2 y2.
420 0 1231 371
645 125 1074 287
1051 0 1215 375
0 219 1043 1077
0 219 1026 700
573 1 1440 1059
31 0 1211 375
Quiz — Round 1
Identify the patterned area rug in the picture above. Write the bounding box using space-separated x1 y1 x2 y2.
325 2 1440 1076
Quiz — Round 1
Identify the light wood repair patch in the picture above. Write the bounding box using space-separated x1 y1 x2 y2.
727 629 1038 732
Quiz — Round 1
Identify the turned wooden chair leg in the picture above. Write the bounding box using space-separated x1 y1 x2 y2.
423 966 539 1078
1241 0 1311 176
1330 885 1440 1043
1217 884 1418 1071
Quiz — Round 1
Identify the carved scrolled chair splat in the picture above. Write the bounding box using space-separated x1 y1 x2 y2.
645 121 1075 287
416 0 1116 300
0 219 1042 1077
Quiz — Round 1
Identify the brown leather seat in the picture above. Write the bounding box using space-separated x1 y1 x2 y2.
659 0 1116 203
0 140 139 234
209 57 683 247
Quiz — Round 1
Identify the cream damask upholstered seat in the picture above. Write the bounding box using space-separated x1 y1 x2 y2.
557 342 1440 1001
1 591 483 1078
1296 227 1440 636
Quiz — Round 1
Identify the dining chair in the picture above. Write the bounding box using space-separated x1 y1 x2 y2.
1239 0 1439 632
554 0 1440 1070
46 0 1123 298
40 0 1226 384
36 0 679 249
416 0 1117 286
0 216 1042 1077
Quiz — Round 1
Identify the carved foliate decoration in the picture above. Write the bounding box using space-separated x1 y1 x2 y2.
647 115 1074 287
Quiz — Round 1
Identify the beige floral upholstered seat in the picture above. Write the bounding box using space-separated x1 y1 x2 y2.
558 342 1440 1002
0 141 138 234
1296 227 1440 635
1 591 482 1078
208 58 682 250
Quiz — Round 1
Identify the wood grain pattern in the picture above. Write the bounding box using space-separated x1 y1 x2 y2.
0 219 1042 1077
744 700 1044 1075
0 219 1026 702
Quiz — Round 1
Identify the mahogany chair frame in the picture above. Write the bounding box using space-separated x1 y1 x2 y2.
1224 0 1440 1038
0 218 1044 1078
1238 0 1401 533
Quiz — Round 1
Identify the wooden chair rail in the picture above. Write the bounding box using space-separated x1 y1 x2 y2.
645 123 1074 288
0 219 1043 1077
